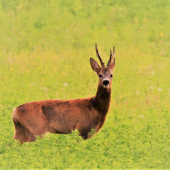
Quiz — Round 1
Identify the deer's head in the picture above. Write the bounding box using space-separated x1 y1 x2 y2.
90 44 115 88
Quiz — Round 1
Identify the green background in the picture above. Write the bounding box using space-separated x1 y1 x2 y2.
0 0 170 169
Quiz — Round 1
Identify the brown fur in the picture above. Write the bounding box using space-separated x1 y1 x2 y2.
12 45 115 144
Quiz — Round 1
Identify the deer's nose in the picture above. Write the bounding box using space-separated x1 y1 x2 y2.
103 80 109 86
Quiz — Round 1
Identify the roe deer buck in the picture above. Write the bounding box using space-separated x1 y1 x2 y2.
12 44 116 144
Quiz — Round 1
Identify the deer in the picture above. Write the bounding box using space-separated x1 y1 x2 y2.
12 44 116 144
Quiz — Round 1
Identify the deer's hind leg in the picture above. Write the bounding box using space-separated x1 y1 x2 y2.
25 131 37 142
13 119 29 144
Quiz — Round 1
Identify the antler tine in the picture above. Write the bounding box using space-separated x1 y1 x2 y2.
107 46 115 66
95 44 105 68
110 49 112 57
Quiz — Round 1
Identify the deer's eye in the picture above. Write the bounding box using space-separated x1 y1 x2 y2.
99 74 102 78
110 74 113 77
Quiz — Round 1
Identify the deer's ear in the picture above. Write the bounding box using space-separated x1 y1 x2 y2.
90 58 101 73
109 58 115 70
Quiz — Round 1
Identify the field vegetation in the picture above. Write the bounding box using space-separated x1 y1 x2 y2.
0 0 170 169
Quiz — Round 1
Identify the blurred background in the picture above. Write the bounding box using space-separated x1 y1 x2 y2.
0 0 170 169
1 0 170 55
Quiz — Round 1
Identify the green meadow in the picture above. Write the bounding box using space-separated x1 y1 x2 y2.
0 0 170 169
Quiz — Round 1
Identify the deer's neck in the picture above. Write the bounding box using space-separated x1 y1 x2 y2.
92 85 111 115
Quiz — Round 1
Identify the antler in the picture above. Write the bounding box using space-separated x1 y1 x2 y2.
107 46 115 66
95 44 105 68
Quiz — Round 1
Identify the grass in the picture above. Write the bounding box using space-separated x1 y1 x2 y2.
0 0 170 169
